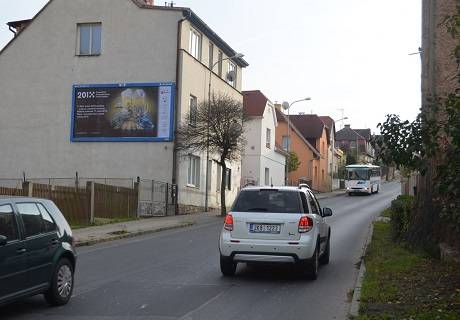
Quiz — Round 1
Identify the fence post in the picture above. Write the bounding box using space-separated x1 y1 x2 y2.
133 179 140 218
165 183 169 216
86 181 95 224
22 181 33 197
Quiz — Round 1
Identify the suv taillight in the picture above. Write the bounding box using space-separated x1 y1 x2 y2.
298 216 313 233
224 214 234 231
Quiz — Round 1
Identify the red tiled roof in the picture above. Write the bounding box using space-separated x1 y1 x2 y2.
289 114 325 140
242 90 268 117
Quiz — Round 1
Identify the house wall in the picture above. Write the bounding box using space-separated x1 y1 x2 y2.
176 19 244 210
315 129 330 192
241 103 285 187
0 0 182 181
275 120 318 189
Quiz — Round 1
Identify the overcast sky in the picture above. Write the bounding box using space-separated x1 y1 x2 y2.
0 0 422 133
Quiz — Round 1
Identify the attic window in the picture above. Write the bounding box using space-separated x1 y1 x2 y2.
77 23 101 56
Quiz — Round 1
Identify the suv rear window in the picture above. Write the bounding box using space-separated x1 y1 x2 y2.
232 189 301 213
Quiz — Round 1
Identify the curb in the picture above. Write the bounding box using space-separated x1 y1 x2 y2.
75 221 195 247
315 191 347 200
349 221 375 318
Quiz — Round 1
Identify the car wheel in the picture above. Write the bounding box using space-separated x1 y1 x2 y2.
303 243 319 280
376 186 379 193
44 258 74 306
319 232 330 265
220 255 236 276
348 192 353 196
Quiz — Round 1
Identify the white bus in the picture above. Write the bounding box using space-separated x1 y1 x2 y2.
345 164 381 196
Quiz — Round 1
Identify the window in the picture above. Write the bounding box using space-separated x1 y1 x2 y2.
0 204 19 242
217 164 222 191
350 141 356 149
227 61 237 87
282 135 291 150
189 95 197 126
189 28 202 60
232 190 301 214
17 203 43 238
264 167 270 186
208 43 214 70
187 155 200 187
299 192 309 213
225 168 232 190
37 203 57 233
207 160 212 191
218 51 223 77
306 192 320 215
266 128 271 149
77 23 101 55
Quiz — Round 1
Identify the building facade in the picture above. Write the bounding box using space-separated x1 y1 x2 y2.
274 108 321 190
241 91 286 187
0 0 248 213
336 125 375 164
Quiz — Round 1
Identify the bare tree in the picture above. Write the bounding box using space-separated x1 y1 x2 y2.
176 93 246 215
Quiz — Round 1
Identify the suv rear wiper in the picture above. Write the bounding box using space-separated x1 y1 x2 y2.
246 208 268 211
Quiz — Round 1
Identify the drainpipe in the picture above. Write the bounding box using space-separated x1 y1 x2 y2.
172 17 186 185
8 25 17 36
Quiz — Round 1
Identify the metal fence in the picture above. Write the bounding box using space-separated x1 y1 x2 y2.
138 179 177 217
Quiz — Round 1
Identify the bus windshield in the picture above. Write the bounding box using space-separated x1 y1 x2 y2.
347 169 369 180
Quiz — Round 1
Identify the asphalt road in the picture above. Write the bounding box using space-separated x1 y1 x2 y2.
1 182 401 320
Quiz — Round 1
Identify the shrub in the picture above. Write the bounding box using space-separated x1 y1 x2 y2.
390 195 415 242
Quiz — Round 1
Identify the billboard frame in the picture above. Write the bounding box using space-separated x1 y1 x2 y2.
71 82 175 142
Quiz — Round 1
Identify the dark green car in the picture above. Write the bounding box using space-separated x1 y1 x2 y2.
0 197 77 306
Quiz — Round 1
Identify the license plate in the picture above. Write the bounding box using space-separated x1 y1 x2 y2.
249 223 281 234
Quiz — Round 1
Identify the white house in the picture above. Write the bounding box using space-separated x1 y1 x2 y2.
0 0 248 213
241 90 287 187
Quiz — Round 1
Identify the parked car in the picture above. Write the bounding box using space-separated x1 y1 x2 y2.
0 197 77 307
219 186 332 279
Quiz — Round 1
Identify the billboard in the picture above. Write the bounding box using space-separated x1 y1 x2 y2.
71 83 174 142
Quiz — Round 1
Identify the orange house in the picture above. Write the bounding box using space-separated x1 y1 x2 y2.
274 108 321 190
289 114 331 192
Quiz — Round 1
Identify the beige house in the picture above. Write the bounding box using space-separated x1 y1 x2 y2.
0 0 248 213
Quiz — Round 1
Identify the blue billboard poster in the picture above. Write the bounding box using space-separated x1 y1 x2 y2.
71 83 174 142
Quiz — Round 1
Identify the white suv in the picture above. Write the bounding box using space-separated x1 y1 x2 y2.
219 186 333 279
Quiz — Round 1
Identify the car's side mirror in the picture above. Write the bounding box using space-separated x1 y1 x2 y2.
322 208 333 217
0 235 7 246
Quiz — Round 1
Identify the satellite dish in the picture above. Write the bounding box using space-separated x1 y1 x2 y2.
282 102 290 110
227 70 236 82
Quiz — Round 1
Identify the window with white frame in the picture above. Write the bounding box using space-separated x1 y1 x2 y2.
187 155 200 187
266 128 271 149
189 28 202 60
227 61 237 87
216 164 221 191
189 95 197 126
208 43 214 70
282 135 291 150
77 23 101 55
217 50 223 77
264 167 270 186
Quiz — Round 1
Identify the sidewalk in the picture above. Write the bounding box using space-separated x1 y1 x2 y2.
74 189 346 247
315 189 347 200
74 211 222 247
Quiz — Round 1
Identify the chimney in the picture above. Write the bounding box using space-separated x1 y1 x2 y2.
274 103 282 111
143 0 154 5
344 124 351 129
